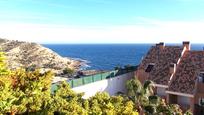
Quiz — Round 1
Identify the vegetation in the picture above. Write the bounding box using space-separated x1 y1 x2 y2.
0 51 192 115
114 66 122 70
25 64 37 71
0 51 139 115
50 82 138 115
62 67 74 77
0 51 10 75
126 79 154 113
125 79 187 115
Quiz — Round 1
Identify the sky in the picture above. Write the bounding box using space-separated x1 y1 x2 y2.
0 0 204 44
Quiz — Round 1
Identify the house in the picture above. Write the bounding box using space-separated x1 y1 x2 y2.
136 41 204 114
136 42 186 98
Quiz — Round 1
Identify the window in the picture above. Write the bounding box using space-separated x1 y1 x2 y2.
199 98 204 106
198 72 204 83
145 63 155 72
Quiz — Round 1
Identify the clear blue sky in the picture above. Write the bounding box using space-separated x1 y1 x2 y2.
0 0 204 43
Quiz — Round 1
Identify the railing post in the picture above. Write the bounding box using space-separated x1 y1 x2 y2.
82 77 85 85
101 73 102 80
71 80 73 88
92 75 94 82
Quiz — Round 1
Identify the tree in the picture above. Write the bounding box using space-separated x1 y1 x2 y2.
0 51 13 114
0 51 139 115
0 51 54 114
126 79 154 112
0 77 15 114
7 69 53 114
144 95 160 114
50 81 87 114
0 50 184 115
184 109 193 115
0 51 10 75
88 92 138 115
62 67 74 77
126 79 183 115
51 84 139 115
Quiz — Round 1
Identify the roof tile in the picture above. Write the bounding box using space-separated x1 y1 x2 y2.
138 45 183 85
168 51 204 94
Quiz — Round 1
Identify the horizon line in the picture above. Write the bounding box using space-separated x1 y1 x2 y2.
41 42 204 45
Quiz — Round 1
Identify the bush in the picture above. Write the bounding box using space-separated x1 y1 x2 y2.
0 52 139 114
62 67 74 75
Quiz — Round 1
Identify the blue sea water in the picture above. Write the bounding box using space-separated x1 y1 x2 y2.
43 44 204 70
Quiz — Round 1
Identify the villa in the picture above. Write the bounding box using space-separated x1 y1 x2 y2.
136 41 204 114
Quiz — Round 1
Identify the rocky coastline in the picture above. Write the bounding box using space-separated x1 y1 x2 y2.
0 38 104 83
0 38 82 73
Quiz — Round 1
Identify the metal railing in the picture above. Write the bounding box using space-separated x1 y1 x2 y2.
52 66 137 91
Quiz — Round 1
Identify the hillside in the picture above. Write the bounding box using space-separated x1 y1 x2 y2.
0 38 81 73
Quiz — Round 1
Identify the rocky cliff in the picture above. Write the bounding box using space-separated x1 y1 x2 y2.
0 38 81 73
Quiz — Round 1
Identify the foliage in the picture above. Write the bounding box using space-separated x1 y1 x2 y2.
0 76 14 114
126 79 184 115
184 109 193 115
50 81 87 114
0 51 10 75
87 92 138 115
25 64 37 71
0 51 189 115
126 79 153 110
0 51 13 114
50 84 139 115
0 52 54 114
124 64 132 70
0 69 54 114
62 67 74 76
0 51 139 115
114 66 122 70
11 69 53 114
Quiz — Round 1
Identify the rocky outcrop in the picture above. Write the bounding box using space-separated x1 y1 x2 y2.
0 38 81 73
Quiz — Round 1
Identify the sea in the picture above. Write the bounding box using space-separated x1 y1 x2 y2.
43 44 204 70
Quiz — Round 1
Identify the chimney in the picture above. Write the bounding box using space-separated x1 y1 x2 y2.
183 41 190 50
170 63 176 74
156 42 165 49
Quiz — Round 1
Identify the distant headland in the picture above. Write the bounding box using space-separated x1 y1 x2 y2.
0 38 82 73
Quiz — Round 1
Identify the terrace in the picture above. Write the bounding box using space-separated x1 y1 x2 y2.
52 65 137 90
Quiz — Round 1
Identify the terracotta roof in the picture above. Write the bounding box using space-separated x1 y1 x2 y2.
168 51 204 94
138 45 183 85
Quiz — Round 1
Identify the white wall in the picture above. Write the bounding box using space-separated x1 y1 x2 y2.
156 87 166 97
72 72 134 98
177 95 191 105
